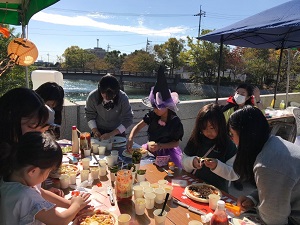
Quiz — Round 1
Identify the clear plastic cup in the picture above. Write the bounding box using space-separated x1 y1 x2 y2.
153 209 167 225
80 169 89 182
81 158 90 170
144 192 156 209
118 214 131 225
154 188 166 204
59 174 70 189
90 167 99 179
134 198 146 215
133 185 144 199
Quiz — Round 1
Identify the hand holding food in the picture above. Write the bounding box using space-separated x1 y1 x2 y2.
193 157 203 169
148 141 159 152
237 196 255 212
71 192 91 210
126 138 134 150
203 158 218 170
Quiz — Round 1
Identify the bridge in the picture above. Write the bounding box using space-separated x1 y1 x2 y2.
37 68 193 90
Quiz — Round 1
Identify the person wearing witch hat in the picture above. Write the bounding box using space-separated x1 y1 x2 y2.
126 66 184 168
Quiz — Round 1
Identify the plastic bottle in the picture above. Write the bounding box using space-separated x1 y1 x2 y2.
279 100 285 110
71 125 79 154
210 200 229 225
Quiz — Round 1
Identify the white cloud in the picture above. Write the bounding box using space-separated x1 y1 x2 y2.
32 12 187 37
87 12 112 19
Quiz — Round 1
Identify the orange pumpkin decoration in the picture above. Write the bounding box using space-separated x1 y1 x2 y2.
7 38 38 66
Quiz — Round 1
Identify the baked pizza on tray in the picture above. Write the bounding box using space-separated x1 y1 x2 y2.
122 147 148 158
184 183 222 203
72 209 116 225
49 163 79 178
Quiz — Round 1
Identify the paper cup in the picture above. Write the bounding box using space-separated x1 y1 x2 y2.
84 149 91 157
137 173 145 182
135 198 146 215
98 146 106 155
59 174 70 189
81 158 90 170
158 179 168 186
143 187 154 195
99 159 106 167
69 171 77 185
80 169 89 182
162 184 173 200
153 209 167 225
118 214 131 225
139 181 150 188
99 165 107 176
133 185 144 199
90 167 99 179
106 155 115 167
209 194 221 210
92 144 99 154
144 192 156 209
154 188 166 204
150 183 160 189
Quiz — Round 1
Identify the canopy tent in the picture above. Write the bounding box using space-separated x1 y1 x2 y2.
0 0 60 87
199 0 300 106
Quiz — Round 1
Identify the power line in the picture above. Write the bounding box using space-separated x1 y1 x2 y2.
194 5 206 37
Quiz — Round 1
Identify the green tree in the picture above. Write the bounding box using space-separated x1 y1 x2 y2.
122 50 157 73
153 37 185 76
104 50 126 73
62 46 96 69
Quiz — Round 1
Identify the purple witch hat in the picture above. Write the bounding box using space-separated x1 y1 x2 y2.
142 66 179 112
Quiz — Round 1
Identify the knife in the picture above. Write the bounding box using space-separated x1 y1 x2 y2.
107 186 115 206
173 198 206 215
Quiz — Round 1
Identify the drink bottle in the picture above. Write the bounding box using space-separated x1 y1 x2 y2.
71 125 79 153
210 200 229 225
279 100 285 110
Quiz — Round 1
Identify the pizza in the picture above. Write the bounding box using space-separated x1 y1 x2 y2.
122 148 148 158
185 183 222 203
72 209 116 225
49 163 79 178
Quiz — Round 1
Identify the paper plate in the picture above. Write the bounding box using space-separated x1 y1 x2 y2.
184 183 222 203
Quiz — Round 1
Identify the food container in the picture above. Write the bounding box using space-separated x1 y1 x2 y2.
115 169 133 201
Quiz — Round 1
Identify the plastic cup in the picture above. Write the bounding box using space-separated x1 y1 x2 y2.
153 209 167 225
84 149 91 157
99 165 107 176
209 194 221 210
90 167 99 179
98 146 106 155
133 185 144 199
59 174 70 189
144 192 156 209
188 220 203 225
137 173 145 182
134 163 140 171
135 198 146 215
80 169 89 182
81 158 90 170
69 171 77 185
92 144 99 154
111 151 118 164
154 188 166 204
143 187 154 195
106 155 115 167
118 214 131 225
158 179 168 186
162 184 173 200
139 181 150 188
99 159 106 167
150 183 160 189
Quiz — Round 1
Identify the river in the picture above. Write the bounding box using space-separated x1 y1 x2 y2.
63 79 204 102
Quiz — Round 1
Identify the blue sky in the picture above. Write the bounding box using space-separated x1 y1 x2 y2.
13 0 289 63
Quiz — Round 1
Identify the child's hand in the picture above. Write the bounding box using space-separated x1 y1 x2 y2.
148 142 159 152
71 192 91 210
192 157 203 169
203 158 218 170
126 138 133 151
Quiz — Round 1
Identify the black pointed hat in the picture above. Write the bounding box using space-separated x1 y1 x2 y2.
142 65 179 112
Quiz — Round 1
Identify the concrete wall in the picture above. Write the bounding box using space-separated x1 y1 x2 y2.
60 92 300 149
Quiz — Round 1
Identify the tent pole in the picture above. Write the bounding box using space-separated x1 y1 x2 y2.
216 35 224 103
285 49 291 106
22 24 29 88
273 46 284 108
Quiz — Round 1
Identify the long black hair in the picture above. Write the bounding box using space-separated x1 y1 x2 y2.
35 82 65 125
228 106 270 181
97 74 120 105
188 103 228 152
0 88 49 144
0 132 62 178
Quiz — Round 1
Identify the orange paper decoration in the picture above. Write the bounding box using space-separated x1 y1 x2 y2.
7 38 38 66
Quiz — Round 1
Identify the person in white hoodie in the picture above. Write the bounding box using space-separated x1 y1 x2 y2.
182 103 238 192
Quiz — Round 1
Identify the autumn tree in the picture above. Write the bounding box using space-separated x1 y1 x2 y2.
226 47 246 80
122 50 157 73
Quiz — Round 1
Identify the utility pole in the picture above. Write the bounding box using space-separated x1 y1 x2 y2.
107 44 110 52
47 53 49 64
146 38 152 52
97 39 99 48
194 5 206 37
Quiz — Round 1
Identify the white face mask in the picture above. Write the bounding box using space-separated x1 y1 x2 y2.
234 93 246 105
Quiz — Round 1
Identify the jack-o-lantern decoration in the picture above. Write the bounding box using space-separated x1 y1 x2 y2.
7 38 38 66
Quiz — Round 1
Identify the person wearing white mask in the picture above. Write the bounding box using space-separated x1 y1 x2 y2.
221 83 263 191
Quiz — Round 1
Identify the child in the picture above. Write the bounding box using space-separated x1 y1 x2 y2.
127 66 184 167
0 132 91 225
182 103 238 192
